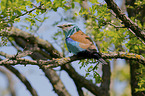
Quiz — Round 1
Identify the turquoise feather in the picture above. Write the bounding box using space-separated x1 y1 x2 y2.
65 37 85 54
57 23 107 64
58 23 84 54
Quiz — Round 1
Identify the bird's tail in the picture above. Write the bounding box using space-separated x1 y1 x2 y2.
93 52 107 65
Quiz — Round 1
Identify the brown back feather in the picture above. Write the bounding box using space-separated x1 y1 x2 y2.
70 30 96 50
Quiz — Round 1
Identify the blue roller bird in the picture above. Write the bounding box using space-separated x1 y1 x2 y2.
57 23 107 64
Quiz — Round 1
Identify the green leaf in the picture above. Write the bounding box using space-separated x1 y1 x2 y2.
87 65 93 72
85 73 90 77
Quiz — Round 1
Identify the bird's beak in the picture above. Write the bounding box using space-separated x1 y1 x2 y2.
57 25 63 28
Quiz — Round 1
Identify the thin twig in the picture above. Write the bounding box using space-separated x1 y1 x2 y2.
15 8 36 18
128 28 145 45
107 22 126 28
16 3 46 19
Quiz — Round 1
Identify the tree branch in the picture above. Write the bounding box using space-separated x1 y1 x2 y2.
0 67 16 96
0 49 35 59
75 84 84 96
0 27 62 58
4 65 38 96
0 51 13 58
107 22 126 28
105 0 145 42
0 52 144 66
100 64 110 96
15 3 46 19
12 37 71 96
128 28 145 45
62 64 102 96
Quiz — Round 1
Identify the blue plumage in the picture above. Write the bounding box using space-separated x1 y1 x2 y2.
57 23 107 64
66 37 86 54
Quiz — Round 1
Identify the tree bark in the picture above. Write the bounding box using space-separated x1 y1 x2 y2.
129 61 145 96
105 0 145 42
14 37 71 96
125 0 145 95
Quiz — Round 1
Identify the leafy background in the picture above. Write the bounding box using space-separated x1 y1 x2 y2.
0 0 145 96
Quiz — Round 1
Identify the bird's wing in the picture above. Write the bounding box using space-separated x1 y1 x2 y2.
70 30 96 50
66 37 86 54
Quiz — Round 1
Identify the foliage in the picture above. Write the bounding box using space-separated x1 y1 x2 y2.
79 59 102 83
0 0 145 95
137 64 145 92
126 0 145 93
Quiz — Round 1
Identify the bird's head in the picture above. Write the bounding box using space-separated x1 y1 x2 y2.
57 23 80 37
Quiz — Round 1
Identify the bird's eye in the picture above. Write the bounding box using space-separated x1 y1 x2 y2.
64 25 68 27
68 24 71 27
